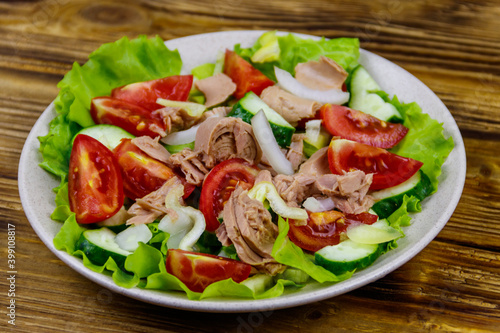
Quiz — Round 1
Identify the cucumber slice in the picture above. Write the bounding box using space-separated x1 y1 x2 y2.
163 141 195 154
346 219 402 244
303 120 332 157
76 228 131 268
228 92 295 147
95 206 129 233
348 65 402 122
115 224 153 252
371 170 433 219
275 267 309 284
315 239 381 275
72 124 135 150
240 274 274 294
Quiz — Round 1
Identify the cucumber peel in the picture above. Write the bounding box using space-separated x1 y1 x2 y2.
76 228 131 269
348 65 402 122
228 92 295 147
371 171 433 219
315 240 383 275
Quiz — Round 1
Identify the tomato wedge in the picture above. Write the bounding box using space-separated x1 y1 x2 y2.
111 75 193 111
199 159 260 232
289 211 378 252
328 139 423 190
166 249 252 292
90 97 166 138
69 134 124 224
320 104 408 148
113 138 193 200
223 50 275 99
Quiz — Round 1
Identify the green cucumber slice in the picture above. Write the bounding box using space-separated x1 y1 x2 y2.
346 219 402 244
275 267 309 284
303 122 332 158
76 228 131 268
72 124 135 150
371 170 433 219
228 91 295 147
163 141 195 154
115 224 153 252
315 239 382 275
348 65 402 122
240 274 274 294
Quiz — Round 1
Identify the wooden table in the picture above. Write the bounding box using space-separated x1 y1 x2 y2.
1 0 499 331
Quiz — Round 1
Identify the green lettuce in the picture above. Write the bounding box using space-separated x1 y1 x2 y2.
38 35 183 186
388 96 454 193
236 32 359 80
53 215 300 299
45 32 453 301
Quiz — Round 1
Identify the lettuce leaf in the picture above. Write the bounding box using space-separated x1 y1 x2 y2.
38 35 183 186
388 96 454 193
53 215 301 299
236 33 359 80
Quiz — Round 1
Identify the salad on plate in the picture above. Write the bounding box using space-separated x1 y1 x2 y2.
38 31 454 300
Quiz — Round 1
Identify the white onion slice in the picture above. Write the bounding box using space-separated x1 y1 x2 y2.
161 123 201 145
251 110 294 175
274 66 350 105
302 197 336 212
305 119 322 143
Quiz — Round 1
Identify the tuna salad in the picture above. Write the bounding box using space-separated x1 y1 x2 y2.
38 32 454 299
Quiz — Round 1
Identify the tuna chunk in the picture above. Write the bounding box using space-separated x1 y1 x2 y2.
260 85 320 126
298 146 330 177
294 56 348 90
254 170 273 184
127 177 181 225
215 223 232 246
315 171 374 214
217 186 286 275
274 165 374 214
153 106 200 134
131 136 171 164
195 73 236 108
274 173 318 207
286 134 306 171
197 106 232 123
195 117 262 165
168 148 215 186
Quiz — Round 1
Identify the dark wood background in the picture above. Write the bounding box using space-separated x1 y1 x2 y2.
1 0 499 331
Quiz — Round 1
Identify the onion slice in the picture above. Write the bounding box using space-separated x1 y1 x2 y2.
274 66 349 105
302 197 336 213
161 123 201 145
251 110 294 175
305 119 322 143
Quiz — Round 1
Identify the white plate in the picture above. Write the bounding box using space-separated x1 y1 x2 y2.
18 30 466 313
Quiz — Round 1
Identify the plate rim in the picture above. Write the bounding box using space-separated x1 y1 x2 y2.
18 29 467 313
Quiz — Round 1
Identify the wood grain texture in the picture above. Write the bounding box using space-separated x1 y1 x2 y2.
1 0 499 332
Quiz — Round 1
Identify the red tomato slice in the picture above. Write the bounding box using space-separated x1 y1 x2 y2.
288 211 378 252
223 50 275 99
328 139 423 190
69 134 124 224
111 75 193 111
320 104 408 148
90 97 166 138
113 138 181 200
199 159 260 232
166 249 252 292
